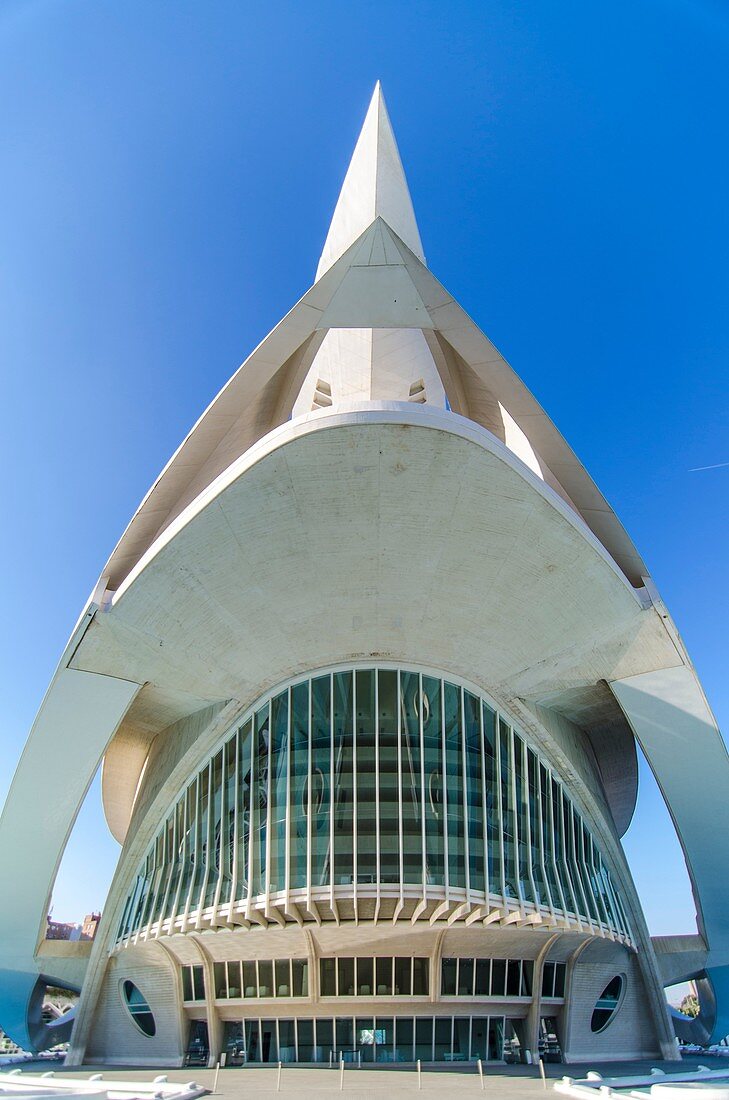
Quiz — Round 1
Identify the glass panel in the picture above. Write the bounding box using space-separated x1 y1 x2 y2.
317 1018 333 1062
310 676 331 887
258 960 273 998
413 957 429 996
218 738 236 908
488 1017 504 1060
251 704 269 897
275 958 291 997
444 683 464 888
464 690 485 894
204 753 222 907
395 957 411 996
378 670 399 884
453 1016 470 1061
182 966 193 1002
187 1019 209 1063
278 1019 295 1062
491 959 506 997
338 957 355 997
400 671 423 885
357 957 373 996
269 690 289 893
292 958 308 997
214 961 227 998
355 670 377 884
506 959 521 997
415 1016 433 1061
504 1019 521 1064
375 957 393 996
244 1019 259 1062
483 704 501 896
423 676 444 886
321 958 336 997
542 961 555 998
192 965 205 1001
237 721 252 901
499 720 517 899
395 1016 413 1062
335 1016 354 1054
356 1016 375 1063
222 1021 244 1065
458 958 474 997
289 684 309 891
527 748 548 906
441 957 457 996
475 958 490 996
375 1016 394 1063
471 1016 489 1060
513 734 532 904
242 960 256 998
333 671 354 885
297 1018 315 1061
521 960 533 997
434 1017 451 1060
260 1019 277 1062
554 963 566 999
226 961 241 999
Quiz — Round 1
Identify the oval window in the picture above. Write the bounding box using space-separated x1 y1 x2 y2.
591 974 624 1033
122 979 156 1037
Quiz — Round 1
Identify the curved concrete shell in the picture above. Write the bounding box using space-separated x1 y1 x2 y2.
0 84 726 1064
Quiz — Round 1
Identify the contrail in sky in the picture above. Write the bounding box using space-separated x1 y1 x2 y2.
689 461 729 472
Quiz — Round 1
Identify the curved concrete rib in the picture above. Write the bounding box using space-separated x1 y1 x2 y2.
0 612 140 1051
611 666 729 1043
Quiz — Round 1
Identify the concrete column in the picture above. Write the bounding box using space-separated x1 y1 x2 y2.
524 933 561 1060
190 935 223 1068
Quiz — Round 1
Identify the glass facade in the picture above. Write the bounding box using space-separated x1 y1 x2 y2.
116 666 631 943
182 960 308 1000
220 1014 506 1063
319 957 430 997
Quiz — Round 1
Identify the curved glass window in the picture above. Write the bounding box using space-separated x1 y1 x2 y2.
121 979 155 1036
590 974 624 1032
116 665 631 944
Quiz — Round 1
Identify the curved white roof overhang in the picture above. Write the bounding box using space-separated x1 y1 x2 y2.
65 406 675 850
97 219 649 595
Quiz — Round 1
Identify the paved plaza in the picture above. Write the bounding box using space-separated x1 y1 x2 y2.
10 1056 719 1099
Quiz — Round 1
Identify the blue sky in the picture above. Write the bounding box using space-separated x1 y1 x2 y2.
0 0 726 942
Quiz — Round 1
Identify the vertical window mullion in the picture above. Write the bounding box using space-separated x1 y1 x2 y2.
535 760 554 915
228 729 240 919
495 721 506 902
479 700 489 902
330 672 335 911
352 673 358 916
508 728 524 909
461 688 471 903
284 689 292 907
375 669 381 904
419 674 427 901
441 678 449 902
397 670 405 911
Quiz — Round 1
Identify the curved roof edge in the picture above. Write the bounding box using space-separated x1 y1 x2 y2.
98 219 649 593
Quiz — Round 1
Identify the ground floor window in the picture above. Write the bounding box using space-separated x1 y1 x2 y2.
185 1020 209 1066
220 1014 507 1063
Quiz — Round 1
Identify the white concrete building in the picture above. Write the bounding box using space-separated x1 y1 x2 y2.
0 85 727 1067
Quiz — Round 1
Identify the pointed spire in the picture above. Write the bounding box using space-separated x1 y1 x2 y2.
315 82 425 281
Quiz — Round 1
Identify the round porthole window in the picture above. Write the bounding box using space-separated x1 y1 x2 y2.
121 979 156 1037
591 974 624 1033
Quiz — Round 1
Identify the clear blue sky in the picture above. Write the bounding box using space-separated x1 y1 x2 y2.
0 0 726 942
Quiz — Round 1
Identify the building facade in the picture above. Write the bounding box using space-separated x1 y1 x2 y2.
1 85 727 1066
